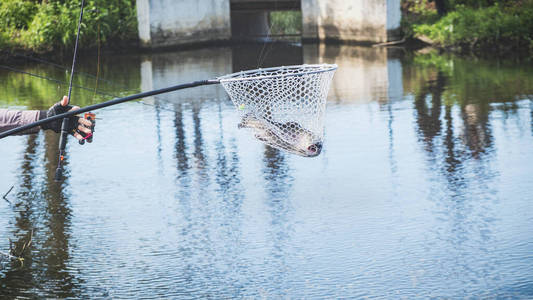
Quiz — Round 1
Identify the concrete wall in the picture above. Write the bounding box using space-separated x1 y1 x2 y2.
137 0 231 48
137 0 401 48
302 0 401 43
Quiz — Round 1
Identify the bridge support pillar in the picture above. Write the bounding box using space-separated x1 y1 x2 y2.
302 0 401 43
136 0 231 48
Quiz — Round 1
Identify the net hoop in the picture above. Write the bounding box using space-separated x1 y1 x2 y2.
219 64 337 157
217 64 338 83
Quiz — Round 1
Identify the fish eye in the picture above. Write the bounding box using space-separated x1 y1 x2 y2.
308 145 317 152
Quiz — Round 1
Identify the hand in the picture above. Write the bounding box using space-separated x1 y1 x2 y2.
41 96 93 142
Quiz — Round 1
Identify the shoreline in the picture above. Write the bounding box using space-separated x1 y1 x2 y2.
2 36 532 66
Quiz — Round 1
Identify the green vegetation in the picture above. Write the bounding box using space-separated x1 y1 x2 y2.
269 11 302 35
0 0 138 54
403 0 533 53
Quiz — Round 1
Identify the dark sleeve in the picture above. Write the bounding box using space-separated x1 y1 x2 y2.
0 109 44 135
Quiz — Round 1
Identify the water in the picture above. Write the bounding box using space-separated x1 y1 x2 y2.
1 43 532 298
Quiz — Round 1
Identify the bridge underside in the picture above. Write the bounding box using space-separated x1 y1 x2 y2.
231 0 301 40
230 0 300 11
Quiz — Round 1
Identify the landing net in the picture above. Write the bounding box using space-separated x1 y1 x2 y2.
218 64 337 157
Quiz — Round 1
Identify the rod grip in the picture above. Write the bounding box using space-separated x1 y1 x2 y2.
54 118 70 182
54 166 63 182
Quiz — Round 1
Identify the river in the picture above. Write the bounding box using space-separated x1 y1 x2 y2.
1 43 532 298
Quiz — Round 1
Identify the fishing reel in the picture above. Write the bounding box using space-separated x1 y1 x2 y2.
54 111 96 181
78 112 95 145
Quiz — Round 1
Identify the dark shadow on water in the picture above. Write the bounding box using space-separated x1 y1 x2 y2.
0 134 39 298
173 103 189 177
0 132 82 298
409 56 500 287
414 71 446 152
192 102 207 173
531 100 533 137
442 106 461 180
460 103 493 160
154 103 164 174
213 100 246 296
232 43 303 71
168 97 247 297
412 68 495 184
261 146 294 296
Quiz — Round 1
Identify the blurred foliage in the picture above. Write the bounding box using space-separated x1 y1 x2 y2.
0 31 12 50
402 0 533 52
448 0 519 8
0 0 37 30
0 0 138 53
269 11 302 35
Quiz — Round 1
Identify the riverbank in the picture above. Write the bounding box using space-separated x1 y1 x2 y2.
0 0 138 54
2 0 532 57
402 0 533 54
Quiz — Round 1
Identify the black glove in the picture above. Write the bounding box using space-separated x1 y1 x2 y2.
40 102 79 133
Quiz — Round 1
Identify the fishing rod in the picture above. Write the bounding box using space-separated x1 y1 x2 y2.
0 64 183 113
0 79 220 139
1 63 339 139
55 0 85 182
2 64 338 163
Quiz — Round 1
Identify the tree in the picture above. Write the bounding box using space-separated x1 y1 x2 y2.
429 0 448 16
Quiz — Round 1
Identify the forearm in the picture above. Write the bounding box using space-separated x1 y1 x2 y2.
0 109 43 135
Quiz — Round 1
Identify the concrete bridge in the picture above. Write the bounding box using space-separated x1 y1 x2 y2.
136 0 401 48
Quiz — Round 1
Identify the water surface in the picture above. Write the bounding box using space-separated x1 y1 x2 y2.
1 44 532 298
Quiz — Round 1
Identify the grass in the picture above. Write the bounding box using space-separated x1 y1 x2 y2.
0 0 138 54
403 0 533 53
269 11 302 35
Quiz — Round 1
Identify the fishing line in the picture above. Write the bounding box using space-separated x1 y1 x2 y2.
0 78 221 139
66 1 85 106
3 52 125 89
0 64 120 98
0 63 181 113
1 8 179 115
93 17 101 102
256 0 280 69
55 0 86 181
256 14 277 68
1 64 338 151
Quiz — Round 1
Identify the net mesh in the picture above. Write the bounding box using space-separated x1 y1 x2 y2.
218 64 337 157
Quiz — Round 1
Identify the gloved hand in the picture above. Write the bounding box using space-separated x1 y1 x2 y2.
40 96 93 141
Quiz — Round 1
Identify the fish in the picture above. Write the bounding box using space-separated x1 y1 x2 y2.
238 113 323 157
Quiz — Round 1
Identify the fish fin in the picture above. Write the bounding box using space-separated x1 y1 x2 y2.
254 132 269 142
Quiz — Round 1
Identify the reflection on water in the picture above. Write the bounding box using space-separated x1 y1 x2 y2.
1 43 532 298
0 132 82 298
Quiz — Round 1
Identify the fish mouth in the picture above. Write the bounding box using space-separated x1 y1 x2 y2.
267 143 322 158
305 143 322 157
284 142 322 157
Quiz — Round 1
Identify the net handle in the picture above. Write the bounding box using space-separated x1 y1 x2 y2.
218 64 338 83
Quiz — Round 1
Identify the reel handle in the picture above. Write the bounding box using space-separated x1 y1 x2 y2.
78 112 96 145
